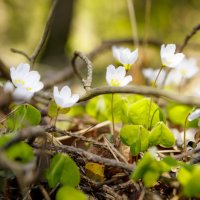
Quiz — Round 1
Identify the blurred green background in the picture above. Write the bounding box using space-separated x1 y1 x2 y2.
0 0 200 68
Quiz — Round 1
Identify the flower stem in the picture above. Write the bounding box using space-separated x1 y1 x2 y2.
153 65 164 88
111 94 117 146
147 65 164 129
183 113 190 161
54 107 60 127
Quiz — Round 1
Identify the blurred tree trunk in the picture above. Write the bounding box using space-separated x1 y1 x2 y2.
39 0 74 67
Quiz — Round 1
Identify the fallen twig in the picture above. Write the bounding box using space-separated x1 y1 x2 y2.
36 144 134 171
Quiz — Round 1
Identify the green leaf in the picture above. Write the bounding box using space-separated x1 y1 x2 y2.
25 104 41 125
0 135 34 163
46 154 80 188
56 186 87 200
131 153 160 187
48 100 58 118
60 155 80 187
46 154 66 188
178 166 200 197
86 94 123 122
6 142 34 163
120 125 149 155
160 156 179 172
86 95 109 122
7 105 26 131
7 104 41 131
67 105 85 117
167 104 196 127
177 167 192 186
149 122 175 147
128 98 162 129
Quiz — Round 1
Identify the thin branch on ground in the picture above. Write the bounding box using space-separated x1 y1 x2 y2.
37 144 134 171
72 51 93 90
1 126 47 150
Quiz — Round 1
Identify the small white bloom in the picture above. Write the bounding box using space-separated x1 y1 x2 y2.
10 63 43 92
188 109 200 121
143 68 177 86
53 86 79 108
174 57 199 79
10 63 44 100
3 81 14 93
112 46 138 70
160 44 184 68
106 65 132 87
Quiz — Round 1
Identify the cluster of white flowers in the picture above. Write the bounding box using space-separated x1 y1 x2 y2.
4 63 80 108
105 46 139 87
143 44 199 87
3 43 199 110
4 64 44 101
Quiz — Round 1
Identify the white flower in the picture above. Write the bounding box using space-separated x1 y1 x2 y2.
174 57 199 79
53 86 79 108
106 65 132 87
10 63 44 100
4 81 14 93
143 68 177 86
188 109 200 122
160 44 184 68
112 46 138 70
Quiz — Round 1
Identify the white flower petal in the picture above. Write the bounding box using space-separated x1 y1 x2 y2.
60 85 71 98
115 66 126 78
12 87 33 101
106 65 116 84
120 75 132 86
53 85 79 108
71 94 79 103
160 44 185 68
112 46 120 60
4 81 14 93
32 81 44 92
128 49 138 64
169 53 185 68
188 109 200 121
16 63 30 74
112 46 138 66
165 44 176 55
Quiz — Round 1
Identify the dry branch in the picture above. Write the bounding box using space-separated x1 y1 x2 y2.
72 51 93 90
179 24 200 52
10 0 58 66
79 86 200 107
40 144 134 171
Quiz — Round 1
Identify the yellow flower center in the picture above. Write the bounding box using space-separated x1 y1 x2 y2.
124 64 131 71
26 87 32 91
110 79 121 86
14 79 25 85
